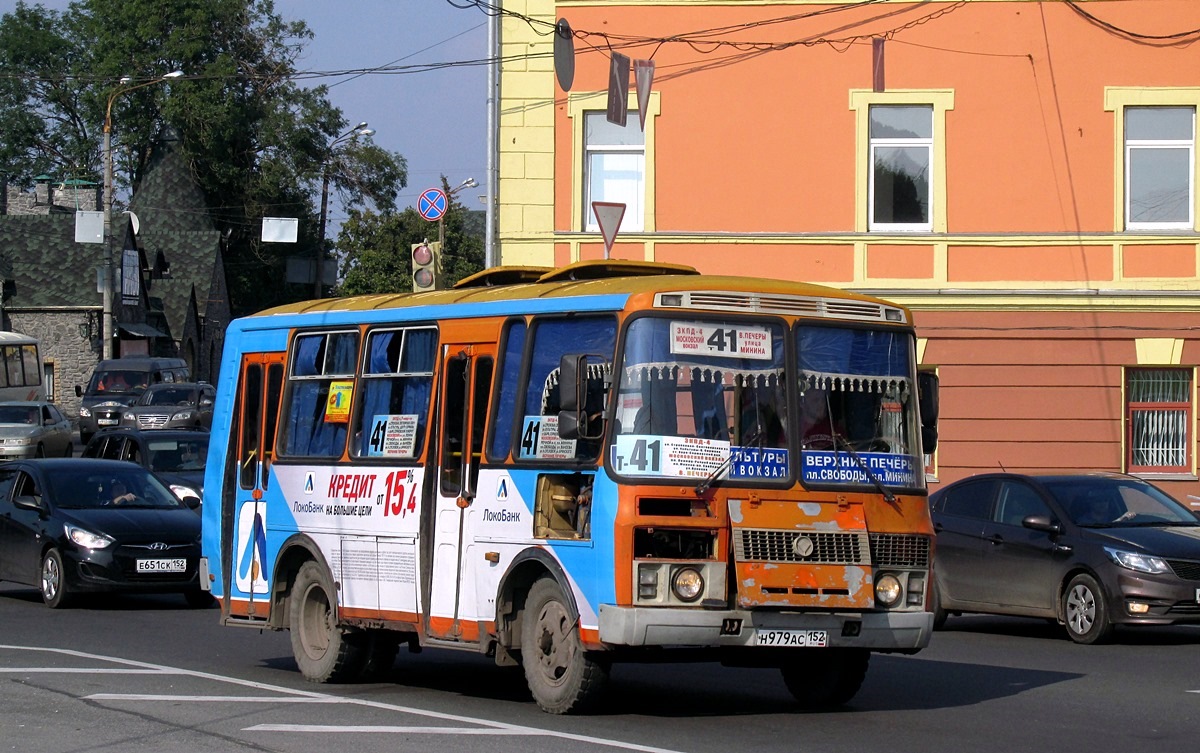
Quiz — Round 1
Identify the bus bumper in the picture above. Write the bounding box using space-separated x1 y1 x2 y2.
598 605 932 651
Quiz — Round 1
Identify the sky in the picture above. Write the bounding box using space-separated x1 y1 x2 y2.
1 0 492 218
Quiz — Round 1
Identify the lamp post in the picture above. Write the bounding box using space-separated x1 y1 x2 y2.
101 70 183 359
439 176 478 249
314 122 374 299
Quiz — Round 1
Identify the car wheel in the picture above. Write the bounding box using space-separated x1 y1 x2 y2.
41 549 73 609
289 560 367 682
781 648 870 709
1063 573 1114 645
521 577 609 714
34 443 45 458
63 442 74 458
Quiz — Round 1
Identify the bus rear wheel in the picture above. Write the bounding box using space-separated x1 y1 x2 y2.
289 560 366 683
780 648 870 709
520 577 609 714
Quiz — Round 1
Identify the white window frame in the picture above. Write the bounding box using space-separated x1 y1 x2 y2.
868 105 934 233
568 91 660 236
1124 107 1195 231
583 112 645 233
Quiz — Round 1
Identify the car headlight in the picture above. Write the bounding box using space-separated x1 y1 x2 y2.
1104 547 1170 574
122 411 135 420
66 523 115 550
875 573 903 607
173 409 196 421
79 406 91 417
671 567 704 602
170 484 201 501
3 437 35 446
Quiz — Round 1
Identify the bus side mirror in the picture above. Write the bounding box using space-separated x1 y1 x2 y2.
917 372 940 453
76 385 83 398
557 354 605 441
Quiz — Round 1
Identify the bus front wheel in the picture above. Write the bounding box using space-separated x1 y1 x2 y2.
780 648 870 709
520 577 609 714
289 560 367 683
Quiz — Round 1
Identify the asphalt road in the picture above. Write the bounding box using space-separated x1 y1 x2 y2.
1 584 1197 753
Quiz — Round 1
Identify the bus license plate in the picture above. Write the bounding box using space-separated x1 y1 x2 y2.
756 629 827 647
136 558 186 573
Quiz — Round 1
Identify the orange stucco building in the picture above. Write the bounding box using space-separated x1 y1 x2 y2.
494 0 1200 501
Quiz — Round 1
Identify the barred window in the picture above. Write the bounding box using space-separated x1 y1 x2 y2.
1126 368 1192 472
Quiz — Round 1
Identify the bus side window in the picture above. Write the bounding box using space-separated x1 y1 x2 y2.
487 319 526 462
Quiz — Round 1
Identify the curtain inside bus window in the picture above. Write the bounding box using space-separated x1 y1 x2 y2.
489 320 527 461
239 364 262 489
21 345 39 386
281 332 356 458
355 327 437 458
521 317 616 461
5 347 21 386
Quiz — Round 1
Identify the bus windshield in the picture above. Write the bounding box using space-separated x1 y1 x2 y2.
610 316 925 491
611 316 790 483
795 325 923 491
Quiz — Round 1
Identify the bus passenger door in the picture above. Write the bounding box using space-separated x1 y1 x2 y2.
222 352 285 621
426 344 495 642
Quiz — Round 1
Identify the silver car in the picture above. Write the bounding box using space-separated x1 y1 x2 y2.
0 401 74 459
118 383 215 431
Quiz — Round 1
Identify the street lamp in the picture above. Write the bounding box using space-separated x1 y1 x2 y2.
101 70 184 359
439 177 478 248
314 122 374 298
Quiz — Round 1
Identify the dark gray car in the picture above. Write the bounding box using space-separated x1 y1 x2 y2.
82 428 209 504
929 472 1200 643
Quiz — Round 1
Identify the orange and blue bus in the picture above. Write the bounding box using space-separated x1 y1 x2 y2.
200 261 940 713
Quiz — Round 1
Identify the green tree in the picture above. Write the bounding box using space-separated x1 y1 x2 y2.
0 0 407 316
338 177 484 296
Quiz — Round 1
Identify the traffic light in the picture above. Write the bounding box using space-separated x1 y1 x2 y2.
411 241 441 292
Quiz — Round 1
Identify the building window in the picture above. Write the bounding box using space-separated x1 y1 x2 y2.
1126 368 1192 473
1125 106 1195 230
583 111 645 232
869 105 933 231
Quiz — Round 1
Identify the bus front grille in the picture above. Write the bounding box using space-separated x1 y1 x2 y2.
734 529 871 565
869 533 931 568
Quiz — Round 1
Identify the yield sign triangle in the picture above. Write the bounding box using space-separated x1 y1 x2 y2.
591 202 626 258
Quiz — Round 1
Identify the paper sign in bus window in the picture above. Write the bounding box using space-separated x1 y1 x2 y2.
519 415 578 460
325 381 354 423
670 322 772 360
368 414 419 458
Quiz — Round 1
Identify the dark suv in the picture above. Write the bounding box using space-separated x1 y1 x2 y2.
119 382 215 431
81 427 209 503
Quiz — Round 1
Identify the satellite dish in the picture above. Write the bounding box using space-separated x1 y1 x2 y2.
123 210 140 236
554 18 575 92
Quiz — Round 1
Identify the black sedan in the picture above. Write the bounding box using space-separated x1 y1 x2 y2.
0 458 209 609
82 427 208 503
929 472 1200 643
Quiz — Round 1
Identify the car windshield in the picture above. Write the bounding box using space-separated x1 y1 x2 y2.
0 406 38 424
148 437 209 472
87 370 149 395
48 469 184 509
1044 477 1199 527
142 387 195 406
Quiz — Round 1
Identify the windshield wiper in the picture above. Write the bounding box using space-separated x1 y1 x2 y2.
830 431 896 504
695 428 764 497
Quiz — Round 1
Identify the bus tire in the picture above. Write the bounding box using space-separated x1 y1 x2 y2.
357 631 401 681
520 577 609 714
780 648 870 709
289 560 367 683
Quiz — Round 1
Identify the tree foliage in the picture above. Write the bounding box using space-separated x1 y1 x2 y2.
0 0 408 316
338 177 484 296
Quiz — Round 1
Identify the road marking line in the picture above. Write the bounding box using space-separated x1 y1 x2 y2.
247 725 542 734
0 645 689 753
0 668 174 674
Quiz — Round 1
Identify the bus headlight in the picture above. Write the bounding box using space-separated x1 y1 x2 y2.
671 567 704 602
875 574 903 607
